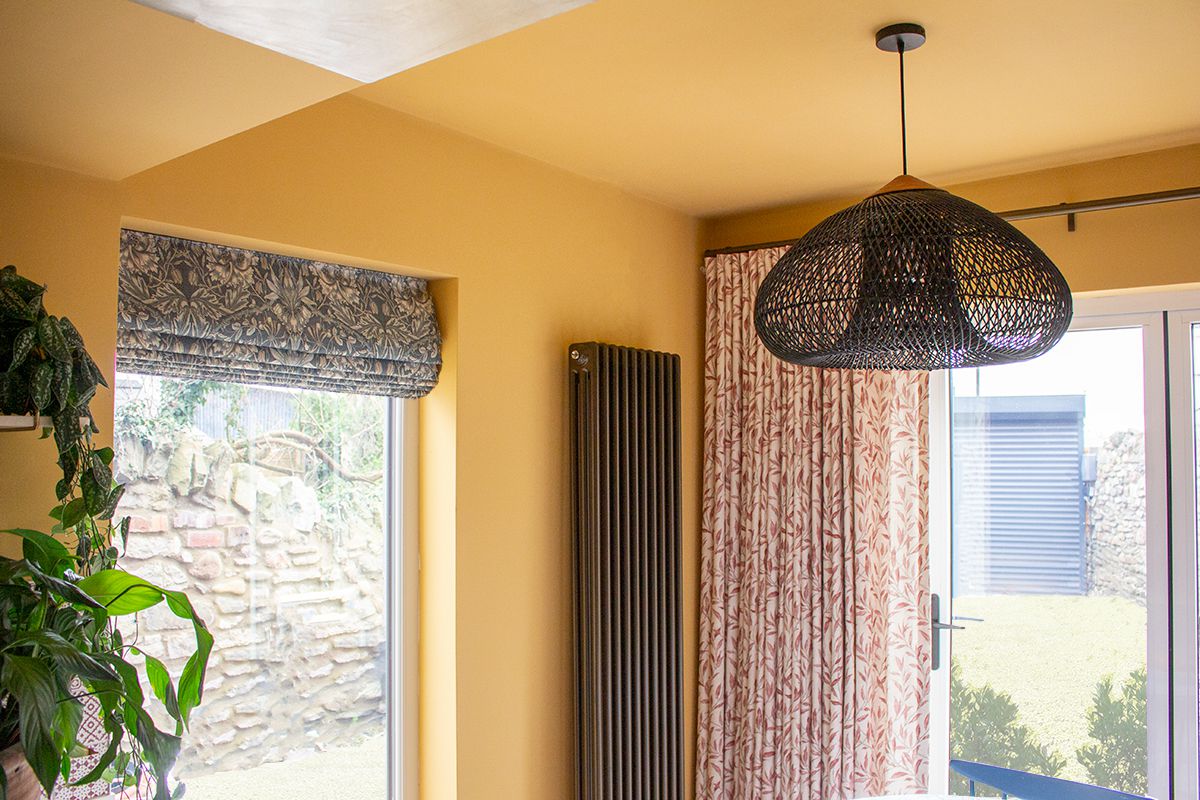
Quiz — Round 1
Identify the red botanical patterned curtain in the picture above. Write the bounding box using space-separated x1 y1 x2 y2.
697 247 930 800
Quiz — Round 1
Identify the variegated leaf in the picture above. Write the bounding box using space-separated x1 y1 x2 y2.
37 315 72 363
8 326 36 372
30 361 54 411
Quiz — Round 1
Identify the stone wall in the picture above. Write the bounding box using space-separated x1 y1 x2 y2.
115 431 387 776
1086 429 1147 603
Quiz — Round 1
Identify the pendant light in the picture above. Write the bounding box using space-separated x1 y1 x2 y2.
754 23 1073 371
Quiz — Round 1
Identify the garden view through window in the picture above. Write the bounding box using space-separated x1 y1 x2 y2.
949 327 1149 795
113 373 392 800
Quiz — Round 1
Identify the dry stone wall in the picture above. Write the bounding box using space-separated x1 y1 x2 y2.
115 431 387 776
1086 430 1147 604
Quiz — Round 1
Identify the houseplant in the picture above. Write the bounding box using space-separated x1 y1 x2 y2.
0 264 212 800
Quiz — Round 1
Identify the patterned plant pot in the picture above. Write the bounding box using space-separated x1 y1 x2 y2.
0 687 111 800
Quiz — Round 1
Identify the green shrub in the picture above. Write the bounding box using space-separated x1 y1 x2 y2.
115 377 239 444
292 390 384 524
950 660 1066 795
1076 669 1147 794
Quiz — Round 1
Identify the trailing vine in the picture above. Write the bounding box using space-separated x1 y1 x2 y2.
0 264 211 800
0 264 124 572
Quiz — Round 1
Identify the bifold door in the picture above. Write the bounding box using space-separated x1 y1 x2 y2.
931 291 1200 800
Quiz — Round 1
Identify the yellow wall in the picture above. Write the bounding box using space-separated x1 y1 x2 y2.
0 159 120 533
5 85 1194 800
703 143 1200 293
0 95 704 800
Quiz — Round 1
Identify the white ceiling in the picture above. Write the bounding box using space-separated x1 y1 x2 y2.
133 0 593 82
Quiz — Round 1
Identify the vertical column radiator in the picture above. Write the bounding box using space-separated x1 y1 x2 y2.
569 342 683 800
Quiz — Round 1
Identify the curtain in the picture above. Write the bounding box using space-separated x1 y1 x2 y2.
697 247 930 800
117 230 441 397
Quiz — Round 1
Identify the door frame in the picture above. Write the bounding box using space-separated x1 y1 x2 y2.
1168 308 1200 797
928 287 1200 799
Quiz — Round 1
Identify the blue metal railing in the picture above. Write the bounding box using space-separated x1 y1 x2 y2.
950 759 1152 800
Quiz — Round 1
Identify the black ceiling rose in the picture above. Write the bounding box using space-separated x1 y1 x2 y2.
753 23 1074 371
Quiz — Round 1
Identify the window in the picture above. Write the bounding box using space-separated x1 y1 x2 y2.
929 290 1200 800
113 375 417 800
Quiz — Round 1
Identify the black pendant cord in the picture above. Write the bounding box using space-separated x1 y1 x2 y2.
898 41 908 175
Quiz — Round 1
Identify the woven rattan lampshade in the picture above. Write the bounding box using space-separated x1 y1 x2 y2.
754 176 1073 370
754 24 1073 371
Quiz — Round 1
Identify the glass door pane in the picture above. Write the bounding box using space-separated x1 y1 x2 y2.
948 327 1151 795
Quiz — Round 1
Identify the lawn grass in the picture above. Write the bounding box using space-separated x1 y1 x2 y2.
182 734 386 800
951 594 1146 783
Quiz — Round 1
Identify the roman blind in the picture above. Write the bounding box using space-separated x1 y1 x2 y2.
117 230 441 397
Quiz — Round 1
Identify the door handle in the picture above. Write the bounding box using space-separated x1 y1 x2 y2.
931 593 961 670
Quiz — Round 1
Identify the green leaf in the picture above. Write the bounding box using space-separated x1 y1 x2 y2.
99 484 125 521
135 649 182 731
23 293 44 323
71 363 97 409
30 362 53 411
90 452 112 493
0 371 29 414
51 694 83 758
60 498 87 529
57 316 84 350
7 326 36 373
81 350 107 389
3 655 62 797
78 573 213 727
0 558 31 582
76 570 165 615
95 655 143 710
52 360 72 409
95 447 114 466
130 705 180 800
176 627 213 726
23 562 103 609
80 471 104 516
1 529 72 576
6 631 118 684
36 316 71 364
57 447 78 487
0 286 33 320
162 591 212 724
70 725 121 787
52 406 79 455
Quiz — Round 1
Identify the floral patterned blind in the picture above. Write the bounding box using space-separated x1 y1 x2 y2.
117 230 441 397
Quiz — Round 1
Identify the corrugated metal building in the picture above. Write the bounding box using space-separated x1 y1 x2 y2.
952 395 1087 595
